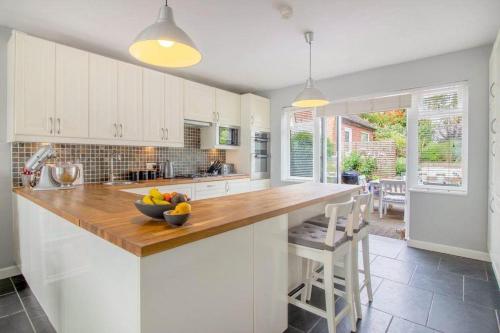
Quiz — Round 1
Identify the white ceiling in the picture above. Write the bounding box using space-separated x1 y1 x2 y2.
1 0 499 93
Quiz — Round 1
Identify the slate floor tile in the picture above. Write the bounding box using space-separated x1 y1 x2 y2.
0 278 14 296
367 235 404 258
0 311 33 333
387 317 437 333
409 266 464 299
359 274 383 305
427 294 499 333
464 276 500 309
288 303 321 332
370 256 416 284
310 305 392 333
370 280 433 325
438 255 488 280
32 315 56 333
21 294 45 319
0 292 23 317
284 326 303 333
396 247 441 269
11 277 32 298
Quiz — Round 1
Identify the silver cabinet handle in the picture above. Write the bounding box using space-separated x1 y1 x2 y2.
57 118 61 135
492 141 496 157
225 182 229 193
119 124 123 138
114 123 118 137
160 128 164 140
49 117 54 134
490 197 494 213
213 112 217 123
165 128 169 140
217 112 220 122
491 118 497 134
250 115 255 125
491 82 496 98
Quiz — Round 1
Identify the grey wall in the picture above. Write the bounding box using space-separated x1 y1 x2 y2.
0 26 14 270
262 45 491 253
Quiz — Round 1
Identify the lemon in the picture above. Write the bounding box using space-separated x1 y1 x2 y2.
152 198 170 205
175 202 191 214
149 188 164 200
142 195 154 205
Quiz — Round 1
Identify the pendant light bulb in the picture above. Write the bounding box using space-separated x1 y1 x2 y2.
129 1 202 68
292 31 330 108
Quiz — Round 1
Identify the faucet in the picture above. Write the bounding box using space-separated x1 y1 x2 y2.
109 152 122 183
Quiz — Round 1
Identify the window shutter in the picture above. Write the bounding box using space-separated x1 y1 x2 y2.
288 109 314 179
416 85 467 189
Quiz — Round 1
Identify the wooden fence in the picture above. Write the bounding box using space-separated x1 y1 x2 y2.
343 141 397 179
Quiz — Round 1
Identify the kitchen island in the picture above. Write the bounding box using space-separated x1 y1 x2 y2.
12 181 359 333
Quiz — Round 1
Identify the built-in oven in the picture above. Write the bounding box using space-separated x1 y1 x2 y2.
251 131 270 179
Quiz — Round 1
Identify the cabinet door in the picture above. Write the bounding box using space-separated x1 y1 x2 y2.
194 181 227 200
251 95 271 131
14 32 55 136
216 89 241 127
184 80 215 123
227 179 250 194
118 62 143 141
143 68 165 142
165 74 184 145
89 54 118 139
55 44 89 138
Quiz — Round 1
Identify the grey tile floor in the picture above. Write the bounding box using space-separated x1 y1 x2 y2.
0 235 498 332
0 275 55 333
287 235 500 333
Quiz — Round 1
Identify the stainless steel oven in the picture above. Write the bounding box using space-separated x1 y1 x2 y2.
251 131 270 179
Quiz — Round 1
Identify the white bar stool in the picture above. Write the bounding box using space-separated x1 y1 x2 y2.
288 200 357 333
305 193 374 320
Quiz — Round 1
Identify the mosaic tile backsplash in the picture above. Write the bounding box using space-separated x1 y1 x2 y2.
11 126 225 186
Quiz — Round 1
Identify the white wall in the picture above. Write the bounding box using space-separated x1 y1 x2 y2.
0 26 14 271
261 45 491 254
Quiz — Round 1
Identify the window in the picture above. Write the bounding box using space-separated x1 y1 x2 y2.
283 108 315 181
361 132 370 142
414 84 468 192
344 128 352 143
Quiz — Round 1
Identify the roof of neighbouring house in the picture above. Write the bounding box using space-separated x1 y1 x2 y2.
343 115 377 131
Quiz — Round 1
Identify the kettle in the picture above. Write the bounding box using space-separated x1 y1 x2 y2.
162 160 175 179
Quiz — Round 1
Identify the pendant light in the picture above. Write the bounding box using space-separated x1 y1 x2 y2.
129 0 202 68
292 31 330 108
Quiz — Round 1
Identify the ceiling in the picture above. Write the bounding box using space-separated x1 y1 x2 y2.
1 0 499 93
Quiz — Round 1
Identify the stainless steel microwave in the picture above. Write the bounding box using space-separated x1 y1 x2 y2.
200 124 240 149
217 126 239 146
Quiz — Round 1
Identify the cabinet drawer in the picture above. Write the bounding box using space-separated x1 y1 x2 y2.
250 179 271 191
195 181 226 200
227 179 251 195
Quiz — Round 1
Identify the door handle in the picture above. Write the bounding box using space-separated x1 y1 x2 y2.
491 118 496 134
49 117 54 134
490 197 494 213
119 124 123 138
57 118 61 135
161 128 165 140
114 123 118 137
492 141 496 157
491 82 496 98
165 128 169 140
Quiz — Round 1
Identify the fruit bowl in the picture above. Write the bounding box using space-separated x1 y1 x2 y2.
134 200 175 220
163 211 190 227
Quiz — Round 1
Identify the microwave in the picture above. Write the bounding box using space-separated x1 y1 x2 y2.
200 124 240 149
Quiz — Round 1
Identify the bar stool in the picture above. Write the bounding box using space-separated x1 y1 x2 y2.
288 200 357 333
306 193 374 320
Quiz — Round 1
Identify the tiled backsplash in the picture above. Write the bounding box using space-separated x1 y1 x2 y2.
11 126 225 186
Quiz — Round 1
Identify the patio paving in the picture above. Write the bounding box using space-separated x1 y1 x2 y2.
367 204 405 240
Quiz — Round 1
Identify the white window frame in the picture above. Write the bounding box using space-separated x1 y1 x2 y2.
407 83 469 194
361 131 370 142
281 108 321 183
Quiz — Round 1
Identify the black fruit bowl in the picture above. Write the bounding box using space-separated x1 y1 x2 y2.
163 211 190 227
134 200 175 220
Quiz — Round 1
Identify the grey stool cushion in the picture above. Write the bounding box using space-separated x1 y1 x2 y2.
306 215 369 232
288 223 348 251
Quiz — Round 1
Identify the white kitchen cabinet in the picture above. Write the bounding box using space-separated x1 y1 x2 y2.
250 179 271 191
143 68 165 143
184 80 215 123
244 93 270 132
118 61 143 141
89 54 118 140
195 181 227 199
227 178 251 194
216 88 241 127
164 74 184 145
10 31 56 137
55 44 89 138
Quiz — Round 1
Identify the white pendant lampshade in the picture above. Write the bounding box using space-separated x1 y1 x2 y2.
129 1 202 68
292 32 329 108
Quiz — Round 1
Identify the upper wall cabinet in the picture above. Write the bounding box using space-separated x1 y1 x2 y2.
216 89 241 127
242 94 271 132
89 54 118 140
165 74 184 146
184 80 216 123
9 32 56 137
55 44 89 138
117 62 143 141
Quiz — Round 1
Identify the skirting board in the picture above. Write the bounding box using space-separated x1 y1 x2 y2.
407 239 491 262
0 265 20 280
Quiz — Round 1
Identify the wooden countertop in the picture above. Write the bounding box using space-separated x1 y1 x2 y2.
13 181 360 257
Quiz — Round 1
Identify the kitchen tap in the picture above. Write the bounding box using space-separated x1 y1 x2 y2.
109 151 122 183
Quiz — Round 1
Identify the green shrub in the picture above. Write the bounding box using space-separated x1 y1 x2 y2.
396 157 406 176
342 152 377 179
